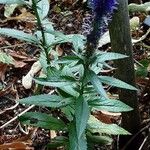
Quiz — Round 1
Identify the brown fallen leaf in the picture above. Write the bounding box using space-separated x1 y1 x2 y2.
14 60 27 68
0 11 35 23
9 51 29 60
0 142 34 150
56 45 64 56
0 63 8 81
8 51 36 68
93 111 121 124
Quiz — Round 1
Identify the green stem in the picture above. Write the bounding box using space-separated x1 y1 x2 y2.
32 0 50 64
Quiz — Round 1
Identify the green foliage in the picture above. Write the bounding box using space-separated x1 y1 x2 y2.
69 122 87 150
87 115 130 135
47 136 69 149
94 52 128 62
0 0 137 149
128 2 150 13
19 94 73 108
36 0 50 19
75 96 90 139
87 132 113 145
19 112 66 130
99 76 137 90
4 4 19 18
136 59 149 77
89 97 133 112
33 77 74 87
0 28 38 43
87 70 108 98
0 52 14 64
0 0 26 4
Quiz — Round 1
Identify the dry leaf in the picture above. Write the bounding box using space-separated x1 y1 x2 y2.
93 111 121 124
56 45 64 56
0 63 7 81
0 142 34 150
14 60 27 68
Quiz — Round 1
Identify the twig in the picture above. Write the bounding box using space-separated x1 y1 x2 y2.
138 136 148 150
0 105 35 129
0 43 27 49
121 124 150 150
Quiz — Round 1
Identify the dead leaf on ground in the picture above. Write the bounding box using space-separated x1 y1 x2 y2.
93 111 121 124
0 85 13 97
9 51 36 62
9 51 29 60
56 45 64 56
14 60 27 68
0 142 34 150
0 63 8 81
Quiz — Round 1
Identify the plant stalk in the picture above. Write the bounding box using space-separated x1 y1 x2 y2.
32 0 50 64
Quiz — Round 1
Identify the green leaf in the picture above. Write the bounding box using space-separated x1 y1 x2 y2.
19 112 66 130
69 122 87 150
37 0 50 19
99 76 137 90
47 136 69 149
96 52 128 62
71 34 85 52
58 85 79 97
35 20 55 46
56 56 80 64
87 132 113 145
61 64 84 78
136 66 148 77
19 94 73 108
4 4 18 18
0 28 38 43
45 29 86 49
87 115 131 135
0 0 26 4
42 19 55 45
89 97 133 112
0 83 3 90
33 77 74 87
75 96 90 139
0 52 14 64
45 29 71 44
61 105 74 121
87 70 108 98
135 59 149 77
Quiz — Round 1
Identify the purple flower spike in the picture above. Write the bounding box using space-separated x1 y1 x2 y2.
85 0 118 48
88 0 118 16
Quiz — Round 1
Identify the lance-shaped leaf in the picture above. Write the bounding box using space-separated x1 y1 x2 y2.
87 132 113 145
37 0 50 19
0 52 14 64
19 94 73 108
69 122 87 150
75 96 90 139
96 52 128 62
89 97 133 112
47 136 69 149
33 77 74 87
87 70 108 98
0 0 26 4
99 76 137 90
87 115 130 135
19 112 66 130
0 28 38 43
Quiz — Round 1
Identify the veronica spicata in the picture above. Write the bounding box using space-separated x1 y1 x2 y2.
86 0 118 47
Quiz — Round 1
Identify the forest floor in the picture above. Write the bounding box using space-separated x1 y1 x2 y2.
0 0 150 150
